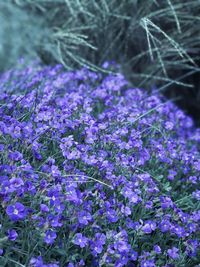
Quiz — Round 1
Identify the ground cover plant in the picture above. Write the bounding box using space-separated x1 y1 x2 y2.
0 62 200 266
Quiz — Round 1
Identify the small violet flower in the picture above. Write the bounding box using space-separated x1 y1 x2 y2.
6 202 26 221
142 221 156 234
44 230 57 245
73 233 88 248
7 229 18 241
167 247 179 260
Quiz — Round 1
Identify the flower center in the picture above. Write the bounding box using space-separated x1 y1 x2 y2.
13 209 19 215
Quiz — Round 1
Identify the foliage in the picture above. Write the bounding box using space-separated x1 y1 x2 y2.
0 62 199 266
1 0 200 88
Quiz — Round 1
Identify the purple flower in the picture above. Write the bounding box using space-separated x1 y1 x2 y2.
167 247 179 259
78 210 92 225
121 187 140 204
40 204 49 213
8 151 23 161
6 202 26 221
160 196 174 209
91 243 104 255
48 188 60 205
121 205 131 216
130 250 138 261
51 165 61 178
187 223 197 233
10 177 24 189
1 180 14 194
78 259 85 266
167 169 177 181
142 221 156 234
7 229 18 241
165 121 174 130
54 202 65 213
48 215 63 228
145 200 153 209
141 259 156 267
73 233 88 248
114 256 129 267
0 249 3 256
114 240 130 253
194 160 200 171
188 176 197 184
47 264 59 267
154 245 161 254
192 190 200 200
106 209 118 223
95 233 106 244
29 256 44 267
65 186 81 204
44 230 57 244
171 224 186 238
159 219 171 233
91 232 106 254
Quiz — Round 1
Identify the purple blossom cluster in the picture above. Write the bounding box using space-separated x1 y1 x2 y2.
0 62 199 266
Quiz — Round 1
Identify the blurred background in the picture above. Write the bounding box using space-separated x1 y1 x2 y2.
1 0 200 124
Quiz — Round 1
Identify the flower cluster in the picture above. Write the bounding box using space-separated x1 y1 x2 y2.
0 62 199 266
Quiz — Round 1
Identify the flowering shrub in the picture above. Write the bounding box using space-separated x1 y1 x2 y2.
0 62 199 267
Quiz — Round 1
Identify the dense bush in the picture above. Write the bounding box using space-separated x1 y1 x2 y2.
0 62 199 266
